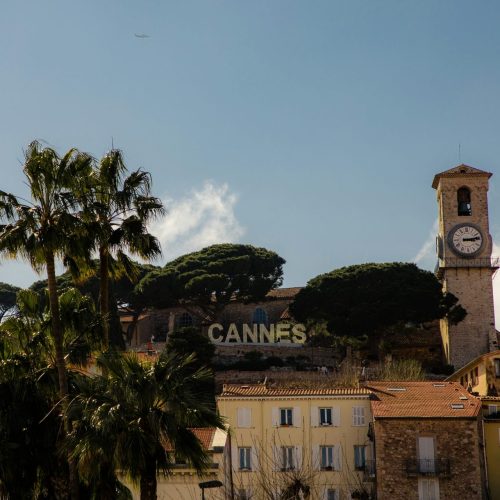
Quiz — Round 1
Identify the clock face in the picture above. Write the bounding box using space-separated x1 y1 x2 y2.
447 224 484 257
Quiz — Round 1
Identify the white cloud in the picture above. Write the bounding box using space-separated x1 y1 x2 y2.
413 219 439 269
149 181 245 262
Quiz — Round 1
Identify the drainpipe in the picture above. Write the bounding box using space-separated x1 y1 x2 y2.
480 415 490 500
228 431 235 500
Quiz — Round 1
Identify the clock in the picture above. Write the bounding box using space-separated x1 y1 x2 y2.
447 223 484 257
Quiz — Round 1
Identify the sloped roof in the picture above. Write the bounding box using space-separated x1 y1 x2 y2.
219 384 370 398
162 427 227 451
368 381 480 418
446 349 500 380
432 164 492 188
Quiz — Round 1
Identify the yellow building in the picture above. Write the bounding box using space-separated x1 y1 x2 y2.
448 352 500 500
480 396 500 500
123 428 229 500
217 383 374 500
446 349 500 396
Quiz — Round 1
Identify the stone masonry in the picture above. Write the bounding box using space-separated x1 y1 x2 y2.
374 418 485 499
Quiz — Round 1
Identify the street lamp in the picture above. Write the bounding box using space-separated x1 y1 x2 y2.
199 480 223 500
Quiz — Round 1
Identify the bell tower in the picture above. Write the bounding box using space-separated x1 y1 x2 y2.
433 164 498 369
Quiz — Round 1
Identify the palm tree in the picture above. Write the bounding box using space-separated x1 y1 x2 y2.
0 287 101 498
67 351 224 500
0 141 93 499
80 149 164 350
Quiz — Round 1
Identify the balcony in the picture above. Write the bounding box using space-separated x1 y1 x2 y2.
405 458 450 477
363 460 376 481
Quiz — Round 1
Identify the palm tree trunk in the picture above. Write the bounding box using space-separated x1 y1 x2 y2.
46 251 68 400
100 246 110 351
46 251 80 500
140 462 157 500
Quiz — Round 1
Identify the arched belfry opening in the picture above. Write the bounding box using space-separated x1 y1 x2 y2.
457 187 472 216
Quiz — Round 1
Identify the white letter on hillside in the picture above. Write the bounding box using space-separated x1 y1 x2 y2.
208 323 224 343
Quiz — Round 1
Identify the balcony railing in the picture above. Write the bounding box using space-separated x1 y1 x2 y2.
363 460 376 481
405 458 450 477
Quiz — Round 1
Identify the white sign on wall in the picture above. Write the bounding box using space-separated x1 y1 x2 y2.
207 323 306 345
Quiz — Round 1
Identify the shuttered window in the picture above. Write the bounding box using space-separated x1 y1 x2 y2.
352 406 366 426
237 407 252 428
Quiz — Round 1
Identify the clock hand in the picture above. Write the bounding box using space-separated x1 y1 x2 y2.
463 237 480 242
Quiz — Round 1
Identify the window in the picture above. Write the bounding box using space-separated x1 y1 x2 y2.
320 407 332 425
280 408 293 426
354 445 366 470
457 187 472 216
237 489 250 500
237 408 252 428
177 312 193 328
252 307 268 326
320 446 335 470
281 446 295 470
326 489 338 500
352 406 366 426
418 437 435 473
489 405 498 416
418 478 440 500
239 447 251 470
495 359 500 378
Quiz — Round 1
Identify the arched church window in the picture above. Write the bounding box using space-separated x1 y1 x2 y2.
177 312 193 328
457 187 472 216
252 307 268 326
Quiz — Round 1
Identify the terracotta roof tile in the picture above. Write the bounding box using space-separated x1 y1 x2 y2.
219 384 370 398
163 428 217 452
368 381 481 418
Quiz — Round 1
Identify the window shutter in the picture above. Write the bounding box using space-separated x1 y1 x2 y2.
251 446 258 471
310 406 319 427
295 446 302 469
332 407 340 426
272 407 280 427
272 446 281 471
312 445 320 471
245 408 252 427
334 445 342 471
237 408 251 427
293 407 301 427
352 406 365 425
231 444 238 471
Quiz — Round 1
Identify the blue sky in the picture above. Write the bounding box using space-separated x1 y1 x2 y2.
1 1 500 321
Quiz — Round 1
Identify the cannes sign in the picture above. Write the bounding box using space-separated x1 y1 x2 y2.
208 323 306 345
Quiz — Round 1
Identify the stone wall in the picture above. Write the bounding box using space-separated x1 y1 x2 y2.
374 418 485 499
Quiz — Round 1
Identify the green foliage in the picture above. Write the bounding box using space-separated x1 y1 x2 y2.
0 286 102 498
166 327 215 367
30 261 158 350
375 359 425 381
67 351 224 499
0 282 20 321
135 243 285 319
291 262 466 341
